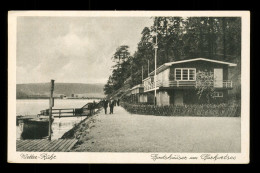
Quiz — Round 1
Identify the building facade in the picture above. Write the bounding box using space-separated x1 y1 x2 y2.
142 58 237 106
130 84 147 103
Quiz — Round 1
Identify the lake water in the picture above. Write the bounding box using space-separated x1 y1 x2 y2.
16 99 100 140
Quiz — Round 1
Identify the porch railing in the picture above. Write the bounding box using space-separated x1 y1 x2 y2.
144 80 233 92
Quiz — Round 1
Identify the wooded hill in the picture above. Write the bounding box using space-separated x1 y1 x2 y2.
17 83 105 99
104 17 241 99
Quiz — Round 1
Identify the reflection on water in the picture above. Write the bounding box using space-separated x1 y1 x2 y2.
16 99 98 140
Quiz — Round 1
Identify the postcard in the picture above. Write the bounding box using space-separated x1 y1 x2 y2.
8 11 250 163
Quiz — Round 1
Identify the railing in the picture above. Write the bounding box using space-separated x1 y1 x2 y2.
144 80 233 92
38 102 102 118
39 108 84 118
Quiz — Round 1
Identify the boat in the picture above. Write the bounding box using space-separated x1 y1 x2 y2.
16 115 36 126
19 117 54 139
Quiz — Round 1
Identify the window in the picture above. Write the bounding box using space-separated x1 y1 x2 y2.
189 69 196 80
176 69 182 80
213 92 223 98
182 69 188 80
175 68 196 81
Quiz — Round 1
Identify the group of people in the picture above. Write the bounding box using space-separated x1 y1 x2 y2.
102 98 120 114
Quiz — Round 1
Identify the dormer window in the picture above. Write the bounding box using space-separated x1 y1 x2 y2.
175 68 196 81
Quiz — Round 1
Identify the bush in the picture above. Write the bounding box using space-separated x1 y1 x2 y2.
121 102 240 117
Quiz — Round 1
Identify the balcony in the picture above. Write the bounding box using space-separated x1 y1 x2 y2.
144 80 233 92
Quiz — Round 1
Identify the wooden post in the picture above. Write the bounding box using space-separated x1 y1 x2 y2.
48 79 55 140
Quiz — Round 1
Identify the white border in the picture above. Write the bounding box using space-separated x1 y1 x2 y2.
8 11 250 164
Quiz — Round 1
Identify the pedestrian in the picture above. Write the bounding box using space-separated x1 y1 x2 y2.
114 98 117 107
103 99 108 114
109 99 114 114
93 101 96 113
89 103 93 115
113 99 117 107
117 99 120 106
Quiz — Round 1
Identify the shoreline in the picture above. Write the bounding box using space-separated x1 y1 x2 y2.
61 108 102 148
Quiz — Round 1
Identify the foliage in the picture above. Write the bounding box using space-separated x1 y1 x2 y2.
121 102 240 117
112 45 130 64
104 45 132 95
195 70 215 103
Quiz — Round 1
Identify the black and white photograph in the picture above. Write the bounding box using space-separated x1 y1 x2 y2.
8 11 250 163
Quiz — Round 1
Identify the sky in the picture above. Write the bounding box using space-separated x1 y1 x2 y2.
16 17 153 84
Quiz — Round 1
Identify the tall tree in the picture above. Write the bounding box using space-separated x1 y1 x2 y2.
112 45 130 64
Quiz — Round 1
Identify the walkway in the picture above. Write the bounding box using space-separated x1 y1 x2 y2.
72 106 241 152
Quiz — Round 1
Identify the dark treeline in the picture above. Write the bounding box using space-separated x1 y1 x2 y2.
104 17 241 96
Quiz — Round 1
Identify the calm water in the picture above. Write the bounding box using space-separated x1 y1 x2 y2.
16 99 99 140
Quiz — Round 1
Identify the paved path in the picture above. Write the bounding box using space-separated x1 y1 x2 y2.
72 106 241 152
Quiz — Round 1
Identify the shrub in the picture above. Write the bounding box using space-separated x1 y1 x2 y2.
121 102 240 117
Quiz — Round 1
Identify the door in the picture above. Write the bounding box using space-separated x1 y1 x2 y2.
214 68 223 88
174 90 183 105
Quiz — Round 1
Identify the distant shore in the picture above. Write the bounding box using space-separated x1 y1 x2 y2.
16 97 103 100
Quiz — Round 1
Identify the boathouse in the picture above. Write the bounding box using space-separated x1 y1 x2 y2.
142 58 237 106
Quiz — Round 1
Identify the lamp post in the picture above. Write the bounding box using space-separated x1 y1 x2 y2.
148 60 149 76
142 66 144 81
154 18 158 106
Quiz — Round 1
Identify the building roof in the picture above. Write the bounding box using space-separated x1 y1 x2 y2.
148 58 237 76
130 84 144 91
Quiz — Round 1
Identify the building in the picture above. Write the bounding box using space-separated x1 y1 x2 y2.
142 58 237 106
130 84 147 103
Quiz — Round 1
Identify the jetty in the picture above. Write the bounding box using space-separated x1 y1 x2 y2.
16 80 102 151
16 139 78 152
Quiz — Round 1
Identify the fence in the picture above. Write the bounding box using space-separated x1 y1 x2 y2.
121 102 240 117
39 101 103 118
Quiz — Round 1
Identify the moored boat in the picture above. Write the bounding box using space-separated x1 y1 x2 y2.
19 117 54 139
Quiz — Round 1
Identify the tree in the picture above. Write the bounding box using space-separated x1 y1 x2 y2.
195 70 215 103
104 45 132 94
112 45 130 64
104 76 114 95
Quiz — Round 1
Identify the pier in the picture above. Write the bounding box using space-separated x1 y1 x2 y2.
38 102 98 118
16 139 78 152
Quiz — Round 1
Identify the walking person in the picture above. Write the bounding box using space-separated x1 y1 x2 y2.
89 103 93 115
113 99 117 107
93 101 96 114
117 98 120 106
114 98 117 107
103 99 108 114
109 99 115 114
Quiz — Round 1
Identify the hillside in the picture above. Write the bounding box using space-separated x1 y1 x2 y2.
17 83 105 99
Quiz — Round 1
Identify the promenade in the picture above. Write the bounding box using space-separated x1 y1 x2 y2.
71 106 241 153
